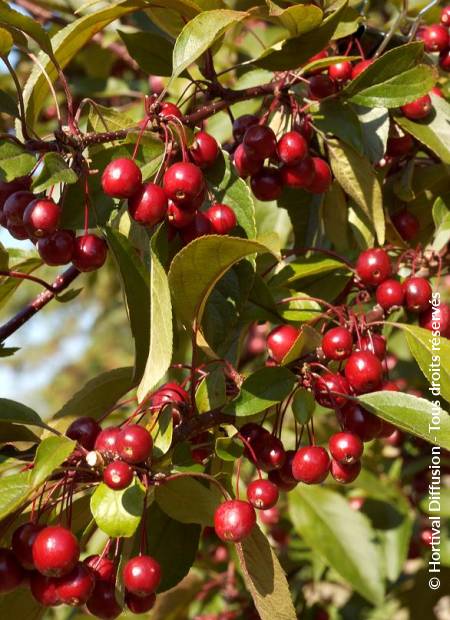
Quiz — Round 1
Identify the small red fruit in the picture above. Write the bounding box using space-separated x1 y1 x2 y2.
72 234 107 272
66 416 101 451
329 432 363 464
345 351 383 394
277 131 308 166
442 6 450 26
233 143 262 177
23 198 60 238
232 114 259 142
86 582 122 619
32 526 80 577
250 167 283 201
358 334 387 360
214 500 256 542
304 158 332 194
167 200 195 229
375 278 405 311
128 182 168 227
351 60 373 79
314 373 350 408
247 479 279 509
117 424 152 464
420 24 449 52
401 95 432 120
101 158 142 199
180 212 212 244
266 324 299 363
243 125 277 160
292 446 330 484
356 248 392 287
11 522 43 570
205 203 237 235
55 562 95 606
123 555 161 596
125 591 156 613
103 460 134 490
37 230 75 266
150 382 189 409
420 303 450 336
3 190 34 225
259 506 280 525
386 134 414 157
403 277 432 313
189 131 219 168
159 101 182 119
330 459 362 484
0 548 24 593
391 209 420 241
342 404 382 441
29 572 60 606
439 49 450 72
94 427 121 459
321 327 353 360
254 435 286 472
163 162 205 207
84 555 115 583
278 450 297 486
268 468 298 491
328 61 353 82
281 157 316 188
308 75 337 99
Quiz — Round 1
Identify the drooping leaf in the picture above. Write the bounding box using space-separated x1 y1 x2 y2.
263 2 323 36
312 100 364 154
155 476 221 526
269 256 350 289
0 471 30 521
90 478 145 538
119 30 174 76
0 399 50 430
31 436 75 488
291 388 315 424
151 405 173 458
31 153 78 193
321 180 351 251
0 1 52 54
195 366 226 413
353 105 390 164
0 142 36 181
146 0 202 38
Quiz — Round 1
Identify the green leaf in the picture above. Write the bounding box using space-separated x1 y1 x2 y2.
0 1 52 54
146 0 202 38
155 477 221 526
31 153 78 193
0 398 49 429
291 388 315 424
398 323 450 404
321 180 351 251
104 228 150 383
168 235 278 328
281 325 321 365
301 54 359 76
264 1 322 36
0 588 44 620
328 138 385 245
136 229 173 403
269 256 349 289
215 437 243 461
0 26 13 55
432 195 450 251
312 100 364 154
225 367 296 417
0 471 30 521
236 526 297 620
90 478 145 538
31 436 75 488
196 366 226 413
144 502 201 592
118 30 174 76
0 90 18 118
151 405 173 458
353 105 390 164
289 485 385 605
171 9 248 79
0 257 42 310
357 391 450 450
0 142 35 181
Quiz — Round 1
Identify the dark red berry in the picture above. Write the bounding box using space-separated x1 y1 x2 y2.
72 234 107 272
205 203 237 235
214 500 256 542
159 101 182 119
281 156 316 188
403 277 432 313
401 95 432 120
328 61 353 82
3 190 34 225
356 248 391 287
259 506 280 525
330 459 361 484
0 177 30 208
308 75 337 99
123 555 161 596
314 373 350 408
378 418 397 438
268 468 297 491
167 200 195 228
117 424 152 464
180 211 212 244
351 59 373 79
329 432 363 464
240 423 270 459
266 324 299 363
125 591 156 613
305 50 328 74
278 450 297 486
94 427 121 459
277 131 308 166
55 562 95 606
345 351 383 394
6 222 29 240
342 403 382 441
102 158 142 199
375 278 405 311
294 114 314 142
322 327 353 360
66 416 101 451
250 167 282 201
420 303 450 336
84 555 115 583
150 382 189 409
103 460 134 490
30 572 60 606
189 131 219 168
358 334 386 360
233 143 262 177
391 209 419 241
247 479 279 509
0 548 24 593
305 158 332 194
32 526 79 577
11 523 43 570
439 49 450 71
254 435 286 472
232 114 259 142
442 6 450 26
128 182 168 227
243 125 277 160
23 198 60 238
420 24 449 52
86 581 122 619
386 133 414 157
37 229 75 266
292 446 330 484
163 162 204 208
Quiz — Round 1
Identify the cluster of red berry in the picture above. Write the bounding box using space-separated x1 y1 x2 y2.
418 7 450 73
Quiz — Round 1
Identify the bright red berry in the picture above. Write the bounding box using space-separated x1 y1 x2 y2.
281 156 316 188
266 324 299 363
103 460 134 490
345 351 383 393
351 59 373 79
308 75 337 99
189 131 219 168
55 562 95 606
420 528 433 548
163 162 204 207
243 125 277 160
442 6 450 25
94 427 121 459
214 500 256 542
0 548 24 593
322 327 353 360
330 459 361 484
328 61 353 82
305 157 332 194
84 555 115 583
72 234 107 272
86 582 122 619
233 143 262 177
250 167 283 201
259 506 280 525
180 212 212 244
205 203 237 235
37 229 75 266
292 446 330 484
401 95 432 120
358 334 387 360
403 277 432 313
277 131 308 166
117 424 152 464
375 278 405 311
125 591 156 613
102 158 142 199
3 190 34 225
431 85 444 97
11 522 43 570
123 555 161 596
356 248 392 287
150 382 189 409
66 416 101 451
391 209 420 241
342 403 382 441
386 133 414 157
247 479 279 509
128 182 168 227
420 24 449 52
167 200 195 229
159 101 182 119
314 373 350 408
32 526 80 577
306 50 328 74
23 198 60 238
329 432 363 464
420 303 450 336
29 572 60 606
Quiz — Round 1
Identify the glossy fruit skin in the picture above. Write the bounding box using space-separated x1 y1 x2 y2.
294 114 314 142
322 327 353 360
0 548 24 593
243 125 277 160
103 460 134 490
342 404 382 441
101 158 142 199
391 209 419 241
358 334 386 360
0 177 30 209
205 203 237 235
278 450 297 486
345 351 383 394
128 182 168 227
189 131 219 168
292 446 330 484
328 61 353 82
233 143 262 178
159 101 182 119
308 75 337 99
351 59 373 79
94 427 121 459
386 134 414 157
267 324 299 363
268 468 297 491
123 555 161 596
439 49 450 72
305 50 328 74
37 230 75 266
305 158 332 194
32 526 80 577
117 424 152 464
12 523 43 571
240 423 270 459
84 555 115 583
329 432 363 464
86 582 122 619
66 416 101 451
55 562 95 606
330 459 361 484
125 591 156 613
281 157 315 188
421 24 449 52
150 382 189 409
420 303 450 336
442 6 450 25
3 190 34 225
375 278 405 311
277 131 308 166
254 435 286 472
23 198 60 238
314 373 350 409
72 234 107 272
401 95 432 120
30 572 60 606
214 500 256 542
7 223 28 240
167 200 195 229
163 162 205 207
356 248 391 287
250 167 282 201
232 114 259 142
247 479 279 509
180 212 212 244
403 277 432 313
